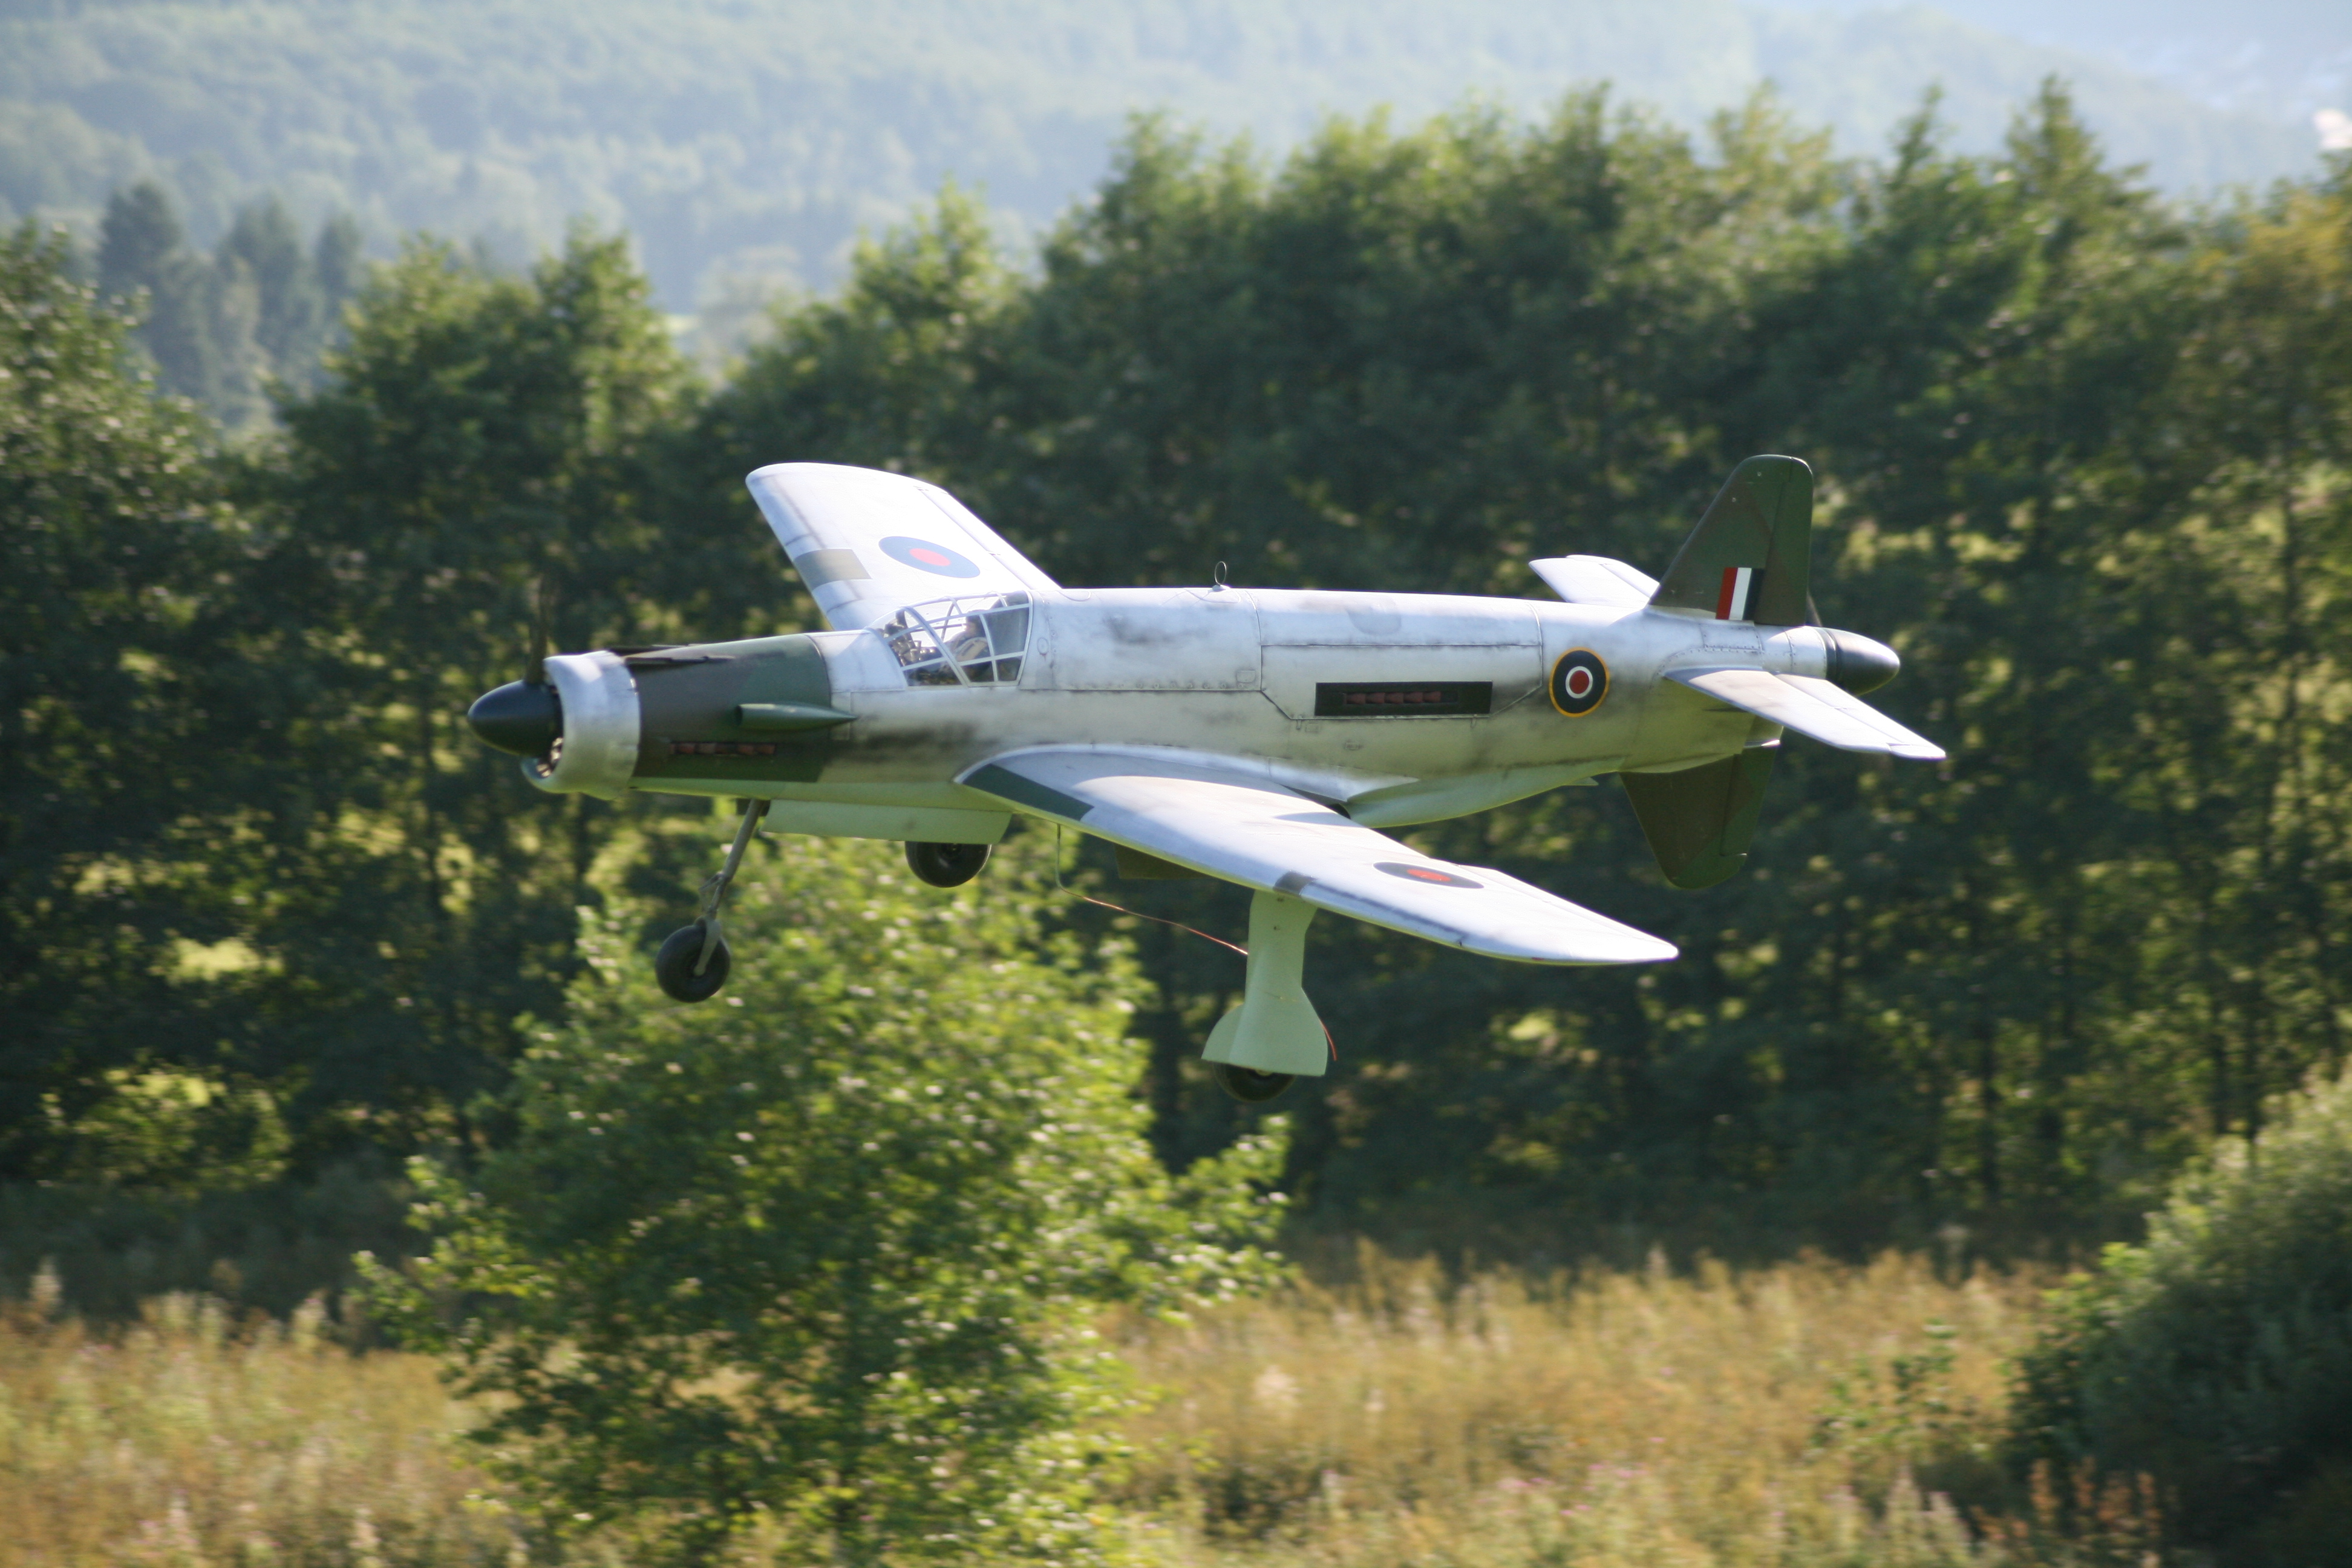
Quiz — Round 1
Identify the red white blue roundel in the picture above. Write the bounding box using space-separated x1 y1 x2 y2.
1375 862 1482 889
880 535 982 578
1550 649 1609 717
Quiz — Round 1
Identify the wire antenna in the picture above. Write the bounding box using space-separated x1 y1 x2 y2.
1052 826 1247 958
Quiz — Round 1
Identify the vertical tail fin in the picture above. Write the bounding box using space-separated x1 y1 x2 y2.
1621 750 1775 889
1650 456 1814 627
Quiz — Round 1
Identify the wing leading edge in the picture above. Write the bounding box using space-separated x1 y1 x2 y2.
745 463 1059 631
960 748 1676 966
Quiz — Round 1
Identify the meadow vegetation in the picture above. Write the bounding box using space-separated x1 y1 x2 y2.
0 1248 2161 1567
0 1279 515 1567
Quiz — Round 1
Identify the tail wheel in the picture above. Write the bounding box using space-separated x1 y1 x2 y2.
655 922 731 1003
1211 1063 1296 1104
906 841 991 888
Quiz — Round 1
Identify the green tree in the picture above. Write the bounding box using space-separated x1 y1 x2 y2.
96 180 223 409
2009 1065 2352 1559
96 181 363 426
240 230 699 1157
2100 170 2352 1142
0 221 266 1180
368 833 1287 1564
1672 85 2200 1233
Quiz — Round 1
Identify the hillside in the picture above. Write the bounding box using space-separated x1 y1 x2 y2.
0 0 2328 310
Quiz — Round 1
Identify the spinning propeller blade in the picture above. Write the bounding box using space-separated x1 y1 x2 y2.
465 571 563 757
528 572 553 686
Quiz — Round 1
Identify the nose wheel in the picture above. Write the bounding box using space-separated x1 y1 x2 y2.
655 800 767 1003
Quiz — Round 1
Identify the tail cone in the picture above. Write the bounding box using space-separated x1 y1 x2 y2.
1822 629 1900 695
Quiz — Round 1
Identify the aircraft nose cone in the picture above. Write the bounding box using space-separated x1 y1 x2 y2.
1823 629 1900 696
466 679 560 756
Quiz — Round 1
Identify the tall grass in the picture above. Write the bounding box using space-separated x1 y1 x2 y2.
0 1253 2160 1566
0 1273 524 1568
1109 1248 2157 1567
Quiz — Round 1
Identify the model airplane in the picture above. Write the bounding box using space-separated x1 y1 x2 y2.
466 455 1939 1102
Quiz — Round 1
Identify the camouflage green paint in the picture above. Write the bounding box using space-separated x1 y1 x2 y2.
1648 456 1814 628
632 634 844 785
1619 748 1777 889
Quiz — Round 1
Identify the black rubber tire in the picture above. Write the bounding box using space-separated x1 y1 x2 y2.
1211 1062 1296 1104
655 923 731 1002
906 841 991 888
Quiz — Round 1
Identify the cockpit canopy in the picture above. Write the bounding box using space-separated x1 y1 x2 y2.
880 593 1031 687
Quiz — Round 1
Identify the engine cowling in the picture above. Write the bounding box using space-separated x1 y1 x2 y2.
465 650 641 799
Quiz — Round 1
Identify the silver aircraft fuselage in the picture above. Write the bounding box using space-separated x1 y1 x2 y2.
546 584 1831 837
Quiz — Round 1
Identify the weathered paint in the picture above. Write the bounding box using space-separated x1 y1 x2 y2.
590 585 1891 812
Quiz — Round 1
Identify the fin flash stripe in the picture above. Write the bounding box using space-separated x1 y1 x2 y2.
1716 566 1756 621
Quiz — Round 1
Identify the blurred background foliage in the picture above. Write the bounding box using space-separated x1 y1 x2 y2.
5 87 2351 1300
91 181 363 430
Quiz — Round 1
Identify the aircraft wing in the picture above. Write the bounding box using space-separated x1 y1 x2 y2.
1667 667 1945 761
744 463 1060 630
960 748 1676 965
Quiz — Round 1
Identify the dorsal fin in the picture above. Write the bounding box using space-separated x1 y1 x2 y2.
1650 456 1814 627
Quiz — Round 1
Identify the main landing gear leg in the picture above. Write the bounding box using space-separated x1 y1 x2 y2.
655 799 768 1003
1203 890 1331 1104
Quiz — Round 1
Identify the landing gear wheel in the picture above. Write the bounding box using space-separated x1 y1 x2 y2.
1211 1062 1296 1104
906 841 991 888
655 922 732 1003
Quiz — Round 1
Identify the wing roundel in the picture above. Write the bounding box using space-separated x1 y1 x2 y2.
745 463 1059 630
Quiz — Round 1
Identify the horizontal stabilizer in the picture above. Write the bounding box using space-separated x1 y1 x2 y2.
1529 555 1658 609
1668 667 1945 761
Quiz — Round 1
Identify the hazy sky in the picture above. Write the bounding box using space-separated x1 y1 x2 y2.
1762 0 2350 123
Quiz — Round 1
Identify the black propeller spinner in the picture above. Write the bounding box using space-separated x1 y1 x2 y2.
466 573 562 757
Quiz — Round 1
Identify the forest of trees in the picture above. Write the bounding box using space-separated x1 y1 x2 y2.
90 181 362 428
5 85 2350 1311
